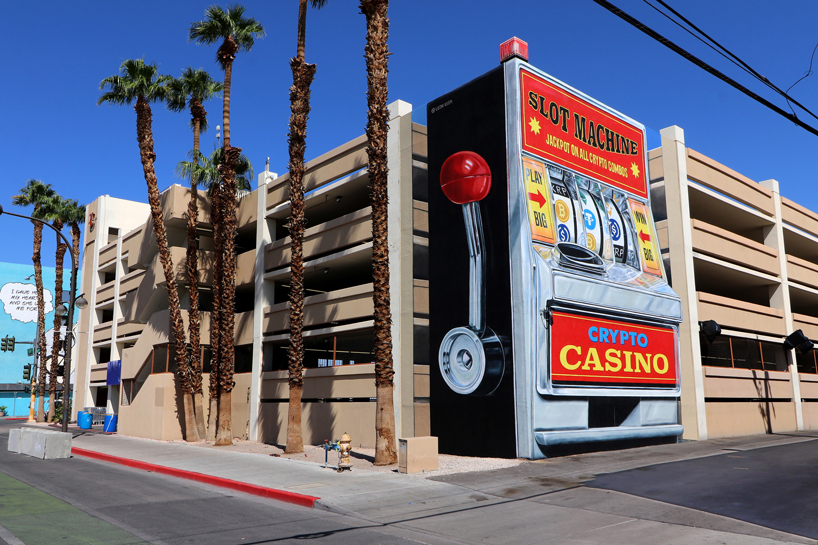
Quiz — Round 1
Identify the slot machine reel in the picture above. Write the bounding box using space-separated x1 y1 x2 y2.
437 151 505 395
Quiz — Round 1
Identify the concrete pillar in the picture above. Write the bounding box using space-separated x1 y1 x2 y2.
387 100 415 438
107 231 124 415
250 169 277 441
660 126 708 440
761 178 803 430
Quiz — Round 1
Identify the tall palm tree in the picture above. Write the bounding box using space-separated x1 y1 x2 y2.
13 179 56 423
168 68 223 439
62 198 85 420
98 58 200 441
177 147 253 440
361 0 397 465
40 195 69 423
190 4 264 446
285 0 328 455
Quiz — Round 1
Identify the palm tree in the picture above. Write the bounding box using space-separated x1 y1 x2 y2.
360 0 397 465
98 58 200 441
285 0 328 455
62 198 86 421
190 4 264 446
39 195 69 423
13 179 56 423
168 68 223 439
177 147 253 440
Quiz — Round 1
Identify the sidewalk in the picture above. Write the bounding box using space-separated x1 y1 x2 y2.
28 423 818 545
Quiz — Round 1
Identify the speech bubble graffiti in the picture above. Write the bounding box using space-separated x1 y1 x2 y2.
0 282 53 323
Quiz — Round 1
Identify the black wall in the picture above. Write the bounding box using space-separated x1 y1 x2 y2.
428 65 518 458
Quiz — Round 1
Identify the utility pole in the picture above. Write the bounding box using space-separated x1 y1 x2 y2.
27 327 39 423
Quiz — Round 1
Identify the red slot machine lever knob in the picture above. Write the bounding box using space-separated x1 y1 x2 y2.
440 151 492 204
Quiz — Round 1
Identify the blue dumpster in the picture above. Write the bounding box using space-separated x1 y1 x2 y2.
103 414 118 433
78 411 92 429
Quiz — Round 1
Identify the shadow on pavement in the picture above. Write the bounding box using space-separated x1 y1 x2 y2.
588 435 818 539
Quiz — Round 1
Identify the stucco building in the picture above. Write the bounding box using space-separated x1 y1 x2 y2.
74 102 430 445
73 102 818 449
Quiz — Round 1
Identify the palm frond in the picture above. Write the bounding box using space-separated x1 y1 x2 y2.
98 58 169 107
189 4 265 52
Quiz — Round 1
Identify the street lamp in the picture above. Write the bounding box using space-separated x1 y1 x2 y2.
0 204 82 433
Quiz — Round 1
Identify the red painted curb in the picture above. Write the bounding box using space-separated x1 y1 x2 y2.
71 447 319 508
5 417 28 421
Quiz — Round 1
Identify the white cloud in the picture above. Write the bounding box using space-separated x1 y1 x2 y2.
0 282 53 323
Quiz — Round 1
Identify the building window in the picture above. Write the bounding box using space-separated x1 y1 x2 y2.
98 346 111 365
267 330 375 371
796 350 818 374
149 344 251 374
700 333 789 372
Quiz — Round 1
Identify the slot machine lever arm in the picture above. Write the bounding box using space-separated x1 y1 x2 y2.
463 201 486 335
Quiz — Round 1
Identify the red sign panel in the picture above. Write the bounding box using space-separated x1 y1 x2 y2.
550 312 677 387
520 70 648 199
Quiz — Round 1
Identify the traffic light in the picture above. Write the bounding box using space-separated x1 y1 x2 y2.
1 337 7 352
23 364 31 381
8 337 15 352
57 365 64 377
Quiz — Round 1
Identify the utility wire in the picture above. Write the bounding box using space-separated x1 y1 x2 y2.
650 0 818 122
640 0 756 81
785 43 818 116
590 0 818 138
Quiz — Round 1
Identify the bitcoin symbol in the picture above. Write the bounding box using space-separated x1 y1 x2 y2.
556 200 570 223
587 233 596 251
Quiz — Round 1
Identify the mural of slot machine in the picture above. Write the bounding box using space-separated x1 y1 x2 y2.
428 38 683 459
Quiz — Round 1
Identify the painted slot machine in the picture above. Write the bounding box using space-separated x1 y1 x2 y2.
428 39 683 459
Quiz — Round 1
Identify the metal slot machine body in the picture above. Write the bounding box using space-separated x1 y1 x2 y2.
428 48 683 459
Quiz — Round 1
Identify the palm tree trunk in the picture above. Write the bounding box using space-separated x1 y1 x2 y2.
48 222 67 423
33 220 48 423
216 146 240 446
208 185 223 442
134 96 199 442
361 0 397 465
189 115 207 439
296 0 308 62
285 57 316 454
214 39 239 447
217 38 238 148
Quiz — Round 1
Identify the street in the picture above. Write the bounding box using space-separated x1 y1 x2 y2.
3 418 818 545
0 421 435 545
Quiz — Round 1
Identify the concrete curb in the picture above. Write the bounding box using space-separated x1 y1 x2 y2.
70 447 320 508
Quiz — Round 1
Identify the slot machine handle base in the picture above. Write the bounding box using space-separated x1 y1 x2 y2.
439 326 504 396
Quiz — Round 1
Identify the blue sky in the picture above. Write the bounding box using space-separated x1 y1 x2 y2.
4 1 818 267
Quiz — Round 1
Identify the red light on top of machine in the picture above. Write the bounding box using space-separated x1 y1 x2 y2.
440 151 492 204
500 37 528 63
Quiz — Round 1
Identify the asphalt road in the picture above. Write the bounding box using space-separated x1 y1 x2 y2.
589 437 818 539
0 422 431 545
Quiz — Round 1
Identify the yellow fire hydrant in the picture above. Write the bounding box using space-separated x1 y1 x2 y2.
337 432 352 472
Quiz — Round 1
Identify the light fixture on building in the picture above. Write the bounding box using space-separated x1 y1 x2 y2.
336 196 342 203
323 268 330 274
784 329 814 354
699 320 721 343
55 293 88 317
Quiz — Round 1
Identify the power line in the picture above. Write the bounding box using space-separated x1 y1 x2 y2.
649 0 818 123
590 0 818 138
